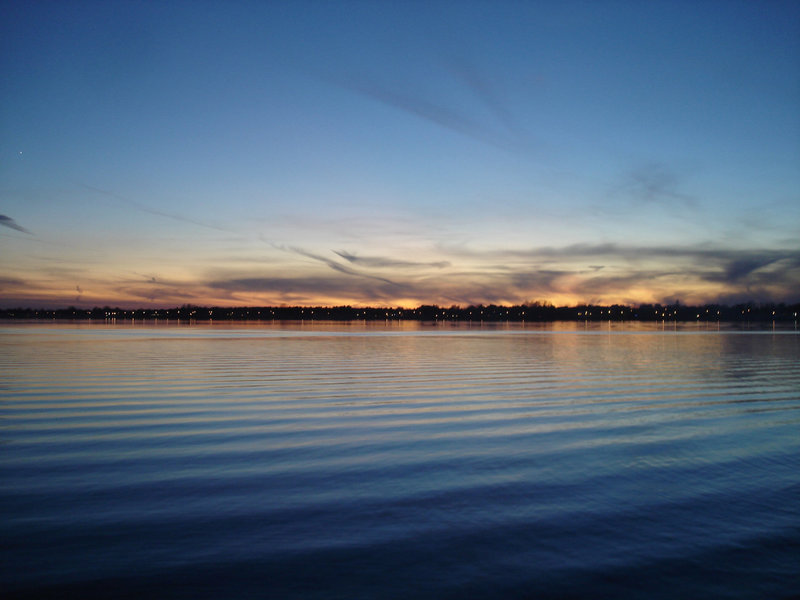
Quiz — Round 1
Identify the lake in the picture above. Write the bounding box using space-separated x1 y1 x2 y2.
1 321 798 599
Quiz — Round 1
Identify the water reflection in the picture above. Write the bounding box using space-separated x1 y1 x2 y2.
1 322 798 599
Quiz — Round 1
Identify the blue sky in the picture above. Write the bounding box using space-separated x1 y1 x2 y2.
2 1 799 307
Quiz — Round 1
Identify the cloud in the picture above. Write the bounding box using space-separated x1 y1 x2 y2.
284 246 400 286
571 271 675 295
208 276 399 304
342 77 497 143
443 55 522 137
331 68 537 153
0 215 32 234
7 231 799 307
722 258 772 282
691 251 800 287
616 163 697 207
703 256 800 302
278 242 800 305
80 184 231 233
434 242 800 303
441 241 800 265
591 163 698 219
0 276 31 289
509 269 569 291
334 250 450 269
0 277 62 308
115 285 197 304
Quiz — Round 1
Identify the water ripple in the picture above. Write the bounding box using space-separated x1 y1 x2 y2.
1 323 798 599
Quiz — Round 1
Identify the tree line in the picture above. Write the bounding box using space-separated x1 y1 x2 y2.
2 302 799 321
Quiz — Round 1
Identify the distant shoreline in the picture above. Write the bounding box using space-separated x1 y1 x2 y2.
2 303 798 322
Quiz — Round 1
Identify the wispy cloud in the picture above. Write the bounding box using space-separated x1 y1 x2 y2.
281 242 800 305
0 215 32 234
7 235 799 307
435 242 800 303
208 275 399 304
0 276 32 289
115 286 197 303
329 54 537 154
273 244 400 287
441 242 800 264
509 269 570 291
609 163 697 208
334 250 449 269
443 55 522 138
721 257 786 282
80 184 231 233
340 77 503 146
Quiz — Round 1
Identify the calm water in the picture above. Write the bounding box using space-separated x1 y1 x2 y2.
1 321 799 599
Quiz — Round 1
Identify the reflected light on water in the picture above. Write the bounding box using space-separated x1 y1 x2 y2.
1 322 798 599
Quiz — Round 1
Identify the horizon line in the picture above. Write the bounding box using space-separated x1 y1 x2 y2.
3 302 798 322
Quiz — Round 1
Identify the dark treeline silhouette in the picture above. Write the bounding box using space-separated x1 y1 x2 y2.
2 301 799 322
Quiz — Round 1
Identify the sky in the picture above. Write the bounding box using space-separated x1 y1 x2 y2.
1 0 799 308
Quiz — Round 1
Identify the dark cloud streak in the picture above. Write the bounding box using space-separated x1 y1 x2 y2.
439 242 800 301
0 215 32 234
80 184 231 233
209 276 398 303
332 74 536 154
613 163 697 207
442 242 800 266
444 55 522 138
279 246 399 286
334 250 449 269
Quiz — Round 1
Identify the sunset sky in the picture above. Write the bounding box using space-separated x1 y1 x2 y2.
2 1 799 308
